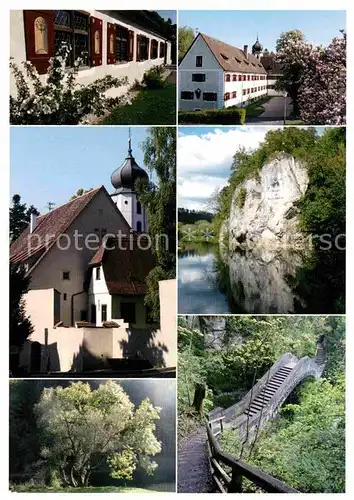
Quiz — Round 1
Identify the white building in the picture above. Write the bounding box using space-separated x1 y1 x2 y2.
10 9 173 97
179 32 268 111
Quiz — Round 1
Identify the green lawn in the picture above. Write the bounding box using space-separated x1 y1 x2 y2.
245 95 273 117
102 84 176 125
10 485 164 493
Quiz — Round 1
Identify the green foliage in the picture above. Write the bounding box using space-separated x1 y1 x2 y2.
179 220 215 243
178 26 195 61
69 188 93 201
178 207 213 224
10 45 127 125
36 381 161 488
136 127 176 321
10 263 33 373
179 108 246 125
10 194 39 242
142 65 166 89
236 187 247 209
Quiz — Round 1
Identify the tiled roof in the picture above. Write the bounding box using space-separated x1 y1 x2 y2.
201 33 267 75
89 237 156 295
261 55 282 75
10 187 103 265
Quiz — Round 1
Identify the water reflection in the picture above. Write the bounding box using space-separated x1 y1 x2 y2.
178 243 229 314
178 242 344 314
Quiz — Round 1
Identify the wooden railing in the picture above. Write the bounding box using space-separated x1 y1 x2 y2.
206 418 298 493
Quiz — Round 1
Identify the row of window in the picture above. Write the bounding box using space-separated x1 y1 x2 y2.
225 74 267 82
181 85 268 101
181 91 217 101
26 9 167 73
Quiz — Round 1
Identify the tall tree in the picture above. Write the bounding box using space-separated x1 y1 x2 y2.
10 194 39 241
178 26 194 61
275 30 312 116
10 263 33 373
36 381 161 487
136 127 176 321
298 31 346 124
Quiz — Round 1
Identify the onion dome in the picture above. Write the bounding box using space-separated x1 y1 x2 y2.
111 137 148 192
252 36 263 54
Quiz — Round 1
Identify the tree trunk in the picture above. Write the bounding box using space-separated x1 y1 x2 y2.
192 382 206 416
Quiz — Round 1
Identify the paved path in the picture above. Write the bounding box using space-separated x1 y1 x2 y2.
178 427 213 493
246 96 293 124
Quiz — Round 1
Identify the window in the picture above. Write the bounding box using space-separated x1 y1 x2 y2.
54 10 90 67
224 92 230 101
137 221 142 232
159 41 165 58
192 73 206 82
196 55 203 67
121 302 136 324
101 304 107 323
96 267 101 280
80 310 88 321
203 92 217 101
63 293 67 301
238 75 242 81
247 75 250 81
137 35 148 61
225 74 230 82
137 201 142 214
247 88 250 94
151 39 158 59
243 75 246 81
181 91 194 100
63 271 70 280
232 91 237 99
243 89 246 95
116 25 129 63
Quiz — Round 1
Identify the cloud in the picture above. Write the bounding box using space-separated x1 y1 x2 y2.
178 127 280 210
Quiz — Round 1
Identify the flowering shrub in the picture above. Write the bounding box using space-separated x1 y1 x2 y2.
10 44 128 125
298 32 346 125
275 30 346 124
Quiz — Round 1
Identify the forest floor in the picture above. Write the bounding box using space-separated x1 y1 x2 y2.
10 485 170 493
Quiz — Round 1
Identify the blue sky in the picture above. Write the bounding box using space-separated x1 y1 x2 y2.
178 127 324 211
10 127 149 214
178 10 346 51
157 10 177 24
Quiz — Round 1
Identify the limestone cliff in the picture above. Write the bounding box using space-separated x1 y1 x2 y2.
221 153 309 253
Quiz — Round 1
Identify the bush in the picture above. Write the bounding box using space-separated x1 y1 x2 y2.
10 43 128 125
236 187 247 208
179 107 246 125
142 65 166 89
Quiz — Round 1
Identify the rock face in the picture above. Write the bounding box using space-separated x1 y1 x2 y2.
222 153 309 253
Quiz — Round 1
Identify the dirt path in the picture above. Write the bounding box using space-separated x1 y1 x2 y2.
178 427 213 493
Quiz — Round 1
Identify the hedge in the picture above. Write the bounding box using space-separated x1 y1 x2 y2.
179 107 246 125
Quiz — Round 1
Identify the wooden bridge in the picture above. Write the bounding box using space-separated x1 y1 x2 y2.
178 342 325 493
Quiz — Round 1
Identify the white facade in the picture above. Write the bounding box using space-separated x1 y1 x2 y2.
10 9 172 97
179 35 268 111
112 190 148 232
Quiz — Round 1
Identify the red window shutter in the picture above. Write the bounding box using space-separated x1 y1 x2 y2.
129 30 134 61
90 16 103 66
136 34 140 61
23 10 54 74
106 22 116 64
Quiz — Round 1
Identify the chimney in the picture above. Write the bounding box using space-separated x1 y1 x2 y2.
244 45 248 57
30 213 37 233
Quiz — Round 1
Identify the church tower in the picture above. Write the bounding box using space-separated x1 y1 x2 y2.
252 35 263 59
110 130 149 233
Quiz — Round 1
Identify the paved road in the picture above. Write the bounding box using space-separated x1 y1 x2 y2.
246 96 293 124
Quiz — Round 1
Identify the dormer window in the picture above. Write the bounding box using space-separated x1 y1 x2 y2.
221 53 229 61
